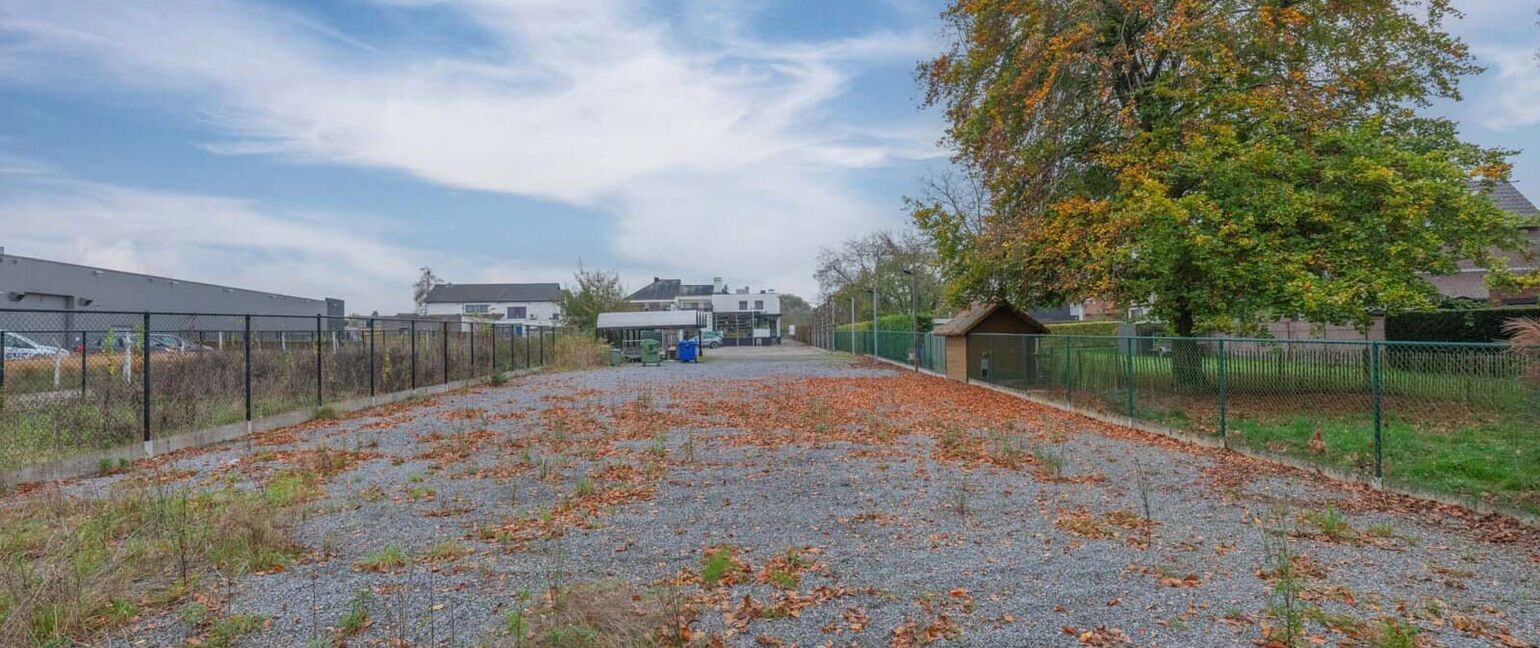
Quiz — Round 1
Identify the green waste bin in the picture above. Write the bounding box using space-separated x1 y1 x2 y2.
609 347 622 366
639 339 662 366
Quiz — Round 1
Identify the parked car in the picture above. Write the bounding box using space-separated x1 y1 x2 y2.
2 332 70 360
698 330 723 349
93 333 212 354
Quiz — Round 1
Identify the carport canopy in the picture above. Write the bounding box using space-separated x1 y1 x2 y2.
596 310 707 330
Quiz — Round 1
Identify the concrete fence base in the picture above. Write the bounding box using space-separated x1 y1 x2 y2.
2 368 540 487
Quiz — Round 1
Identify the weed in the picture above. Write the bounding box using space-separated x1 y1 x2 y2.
1260 505 1304 647
422 539 470 563
574 476 596 498
96 457 132 476
1301 505 1357 541
1368 618 1420 648
337 590 372 638
989 430 1028 468
489 372 508 387
682 433 696 463
312 405 342 421
356 544 409 573
513 581 682 648
1032 445 1066 479
649 432 668 459
700 546 736 588
1366 522 1395 539
205 613 266 648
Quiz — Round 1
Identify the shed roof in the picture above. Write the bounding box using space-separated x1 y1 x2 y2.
596 310 705 330
424 283 562 303
931 302 1048 337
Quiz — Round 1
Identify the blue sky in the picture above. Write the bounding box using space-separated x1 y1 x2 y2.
0 1 1537 314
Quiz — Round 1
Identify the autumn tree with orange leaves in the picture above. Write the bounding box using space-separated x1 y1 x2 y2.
914 0 1536 375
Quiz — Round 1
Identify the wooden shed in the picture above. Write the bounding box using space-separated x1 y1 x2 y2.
931 302 1049 383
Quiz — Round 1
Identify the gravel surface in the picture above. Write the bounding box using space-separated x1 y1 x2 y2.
15 347 1534 647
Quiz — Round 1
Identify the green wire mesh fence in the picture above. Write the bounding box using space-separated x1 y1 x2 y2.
818 329 1539 516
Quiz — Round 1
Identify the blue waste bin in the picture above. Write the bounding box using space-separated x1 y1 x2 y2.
677 339 698 363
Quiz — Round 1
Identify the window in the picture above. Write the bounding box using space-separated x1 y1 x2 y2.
3 333 33 349
754 300 764 310
507 306 528 319
738 300 748 311
464 304 490 314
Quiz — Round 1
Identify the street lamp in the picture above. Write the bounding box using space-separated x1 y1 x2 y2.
901 267 918 371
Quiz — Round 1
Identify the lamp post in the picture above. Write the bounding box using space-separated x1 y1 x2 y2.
901 267 918 371
870 286 878 357
848 297 856 354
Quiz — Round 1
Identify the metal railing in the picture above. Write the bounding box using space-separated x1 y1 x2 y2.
0 308 558 472
815 330 1539 517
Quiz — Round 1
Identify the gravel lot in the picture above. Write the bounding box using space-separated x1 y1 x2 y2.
21 346 1538 647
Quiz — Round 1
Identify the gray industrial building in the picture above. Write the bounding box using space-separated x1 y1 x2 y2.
0 250 344 347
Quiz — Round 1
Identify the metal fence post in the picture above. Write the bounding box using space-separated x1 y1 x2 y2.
368 318 377 398
1 328 6 389
442 321 450 385
80 330 88 397
244 315 252 425
410 320 418 390
1062 341 1072 403
1217 339 1228 446
1371 341 1383 482
525 327 531 369
470 322 476 371
1125 336 1135 419
315 315 323 407
537 327 543 367
490 323 497 375
141 312 151 449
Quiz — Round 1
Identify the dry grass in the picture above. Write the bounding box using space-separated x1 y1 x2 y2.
0 480 299 646
554 335 612 372
502 581 689 648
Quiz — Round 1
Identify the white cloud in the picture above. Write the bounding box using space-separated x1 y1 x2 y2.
0 177 429 312
1474 45 1540 130
0 0 941 298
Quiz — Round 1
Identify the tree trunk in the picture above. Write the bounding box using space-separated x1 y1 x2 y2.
1171 303 1207 391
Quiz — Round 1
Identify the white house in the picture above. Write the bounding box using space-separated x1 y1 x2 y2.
422 283 563 330
711 289 782 345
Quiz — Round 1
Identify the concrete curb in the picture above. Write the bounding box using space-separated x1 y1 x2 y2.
2 368 542 487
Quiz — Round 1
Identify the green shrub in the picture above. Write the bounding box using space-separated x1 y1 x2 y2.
834 313 934 333
1046 320 1123 336
1386 307 1540 342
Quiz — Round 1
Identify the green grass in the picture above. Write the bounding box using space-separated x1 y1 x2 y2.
1227 413 1539 515
356 544 409 573
700 547 735 588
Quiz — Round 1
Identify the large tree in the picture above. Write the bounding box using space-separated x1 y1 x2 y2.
560 265 629 333
916 0 1533 342
815 230 942 325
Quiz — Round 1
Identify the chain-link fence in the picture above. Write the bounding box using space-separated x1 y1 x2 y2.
825 328 947 373
0 309 558 473
812 328 1539 516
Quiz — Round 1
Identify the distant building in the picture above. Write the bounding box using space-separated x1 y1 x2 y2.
626 276 725 311
421 283 563 328
1423 180 1540 306
0 249 344 346
626 276 781 345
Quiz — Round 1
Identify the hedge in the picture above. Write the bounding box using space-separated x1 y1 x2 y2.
1385 307 1540 343
835 313 934 333
1045 320 1123 336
